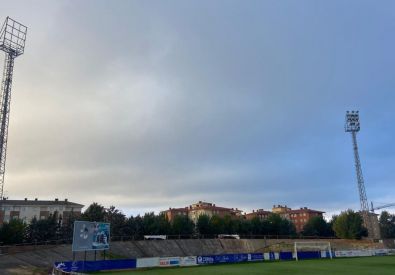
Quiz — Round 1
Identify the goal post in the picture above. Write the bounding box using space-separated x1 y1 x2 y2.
294 241 333 261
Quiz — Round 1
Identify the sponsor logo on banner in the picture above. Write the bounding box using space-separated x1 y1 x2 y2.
335 250 374 258
374 249 389 256
159 257 180 267
180 256 197 266
54 259 136 272
248 253 264 261
197 256 214 264
197 253 263 265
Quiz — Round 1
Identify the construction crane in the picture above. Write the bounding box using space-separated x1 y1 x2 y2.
370 202 395 213
0 17 27 199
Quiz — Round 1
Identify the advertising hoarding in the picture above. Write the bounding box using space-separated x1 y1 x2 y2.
159 257 180 267
72 221 110 252
180 256 197 266
196 253 263 265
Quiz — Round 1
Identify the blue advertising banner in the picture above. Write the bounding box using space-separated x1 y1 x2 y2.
196 253 263 265
54 259 136 272
72 221 110 252
279 252 293 260
297 251 321 260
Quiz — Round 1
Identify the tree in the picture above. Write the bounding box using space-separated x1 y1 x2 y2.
302 216 333 237
59 211 79 240
154 213 172 235
171 215 194 235
265 213 295 236
26 212 61 242
379 211 395 238
82 202 106 222
0 219 27 245
279 217 296 236
105 206 127 236
236 218 252 235
209 215 225 235
141 212 167 235
127 215 144 239
196 214 211 236
250 217 263 235
332 209 368 239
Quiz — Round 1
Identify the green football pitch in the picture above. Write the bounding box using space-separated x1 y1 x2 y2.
92 256 395 275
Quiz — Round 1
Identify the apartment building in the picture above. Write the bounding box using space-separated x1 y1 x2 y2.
287 207 324 232
245 205 325 233
245 209 271 220
0 198 84 225
162 201 243 223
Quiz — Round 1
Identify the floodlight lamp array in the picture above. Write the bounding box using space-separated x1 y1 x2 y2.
0 17 27 57
345 110 360 132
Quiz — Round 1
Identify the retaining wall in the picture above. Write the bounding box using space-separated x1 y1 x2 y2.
0 238 387 274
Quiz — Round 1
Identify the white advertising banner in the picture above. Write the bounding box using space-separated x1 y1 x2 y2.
136 257 160 268
373 249 389 256
159 257 181 267
180 256 197 266
335 250 373 257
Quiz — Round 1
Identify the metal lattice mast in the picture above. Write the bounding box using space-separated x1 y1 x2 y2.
345 111 373 237
0 17 27 199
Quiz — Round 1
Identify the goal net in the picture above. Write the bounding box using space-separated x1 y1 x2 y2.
294 241 333 261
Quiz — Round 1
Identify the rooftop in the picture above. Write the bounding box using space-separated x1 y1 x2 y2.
0 198 84 207
288 207 325 214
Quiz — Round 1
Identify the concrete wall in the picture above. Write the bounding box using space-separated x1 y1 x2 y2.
0 238 387 274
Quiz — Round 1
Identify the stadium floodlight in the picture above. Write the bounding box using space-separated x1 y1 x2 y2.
294 241 333 261
0 17 27 57
345 110 360 132
344 111 375 238
0 17 27 199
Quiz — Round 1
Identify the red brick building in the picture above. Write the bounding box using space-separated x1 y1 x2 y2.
245 209 271 220
287 208 324 233
245 205 325 233
162 201 243 223
163 207 189 222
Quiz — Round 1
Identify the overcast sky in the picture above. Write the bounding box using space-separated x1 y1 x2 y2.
1 1 395 217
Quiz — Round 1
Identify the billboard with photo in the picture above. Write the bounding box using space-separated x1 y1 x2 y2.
72 221 110 252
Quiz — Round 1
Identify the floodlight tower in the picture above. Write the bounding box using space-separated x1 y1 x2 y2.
0 17 27 199
345 111 373 237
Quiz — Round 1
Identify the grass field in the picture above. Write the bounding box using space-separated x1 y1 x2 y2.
92 256 395 275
